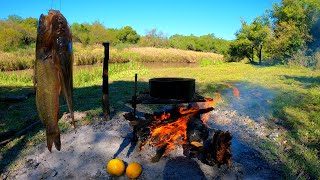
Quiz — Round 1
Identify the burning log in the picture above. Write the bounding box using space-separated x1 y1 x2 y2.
124 104 232 168
151 143 168 163
123 112 151 144
202 130 232 168
187 116 209 147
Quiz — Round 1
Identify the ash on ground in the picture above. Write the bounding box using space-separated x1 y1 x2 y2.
2 84 285 179
3 109 283 180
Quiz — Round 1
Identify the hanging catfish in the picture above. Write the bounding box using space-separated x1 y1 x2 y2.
34 9 75 152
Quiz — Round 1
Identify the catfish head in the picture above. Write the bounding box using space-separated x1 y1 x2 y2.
36 9 71 60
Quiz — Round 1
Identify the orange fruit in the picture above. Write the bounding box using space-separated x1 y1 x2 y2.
126 162 142 179
106 158 125 176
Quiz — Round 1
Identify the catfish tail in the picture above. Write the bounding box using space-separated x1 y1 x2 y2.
46 125 61 152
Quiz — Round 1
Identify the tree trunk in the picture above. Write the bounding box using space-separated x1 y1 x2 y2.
246 47 254 63
258 45 262 65
251 47 254 63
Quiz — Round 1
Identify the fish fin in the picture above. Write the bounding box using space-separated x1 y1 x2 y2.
53 133 61 151
55 50 75 130
47 132 61 151
47 135 53 152
46 126 61 151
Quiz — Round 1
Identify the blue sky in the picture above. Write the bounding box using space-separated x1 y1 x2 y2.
0 0 279 40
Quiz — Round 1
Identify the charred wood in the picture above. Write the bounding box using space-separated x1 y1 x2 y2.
151 143 168 163
187 116 209 147
123 105 233 168
202 130 232 168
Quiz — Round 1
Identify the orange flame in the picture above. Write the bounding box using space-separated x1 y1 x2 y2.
148 113 193 153
198 94 222 123
199 98 213 123
227 84 240 98
145 87 239 155
146 99 216 154
154 112 171 123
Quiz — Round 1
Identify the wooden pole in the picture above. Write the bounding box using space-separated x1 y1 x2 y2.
102 42 110 120
133 73 137 117
132 73 138 142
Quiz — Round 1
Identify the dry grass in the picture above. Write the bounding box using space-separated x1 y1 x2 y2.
73 44 224 65
126 47 224 63
0 49 34 71
0 43 224 71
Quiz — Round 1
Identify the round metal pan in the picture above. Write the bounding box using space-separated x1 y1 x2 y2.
149 78 195 101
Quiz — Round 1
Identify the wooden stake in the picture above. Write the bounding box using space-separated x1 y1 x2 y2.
102 42 110 120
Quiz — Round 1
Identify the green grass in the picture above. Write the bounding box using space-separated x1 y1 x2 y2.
0 62 319 178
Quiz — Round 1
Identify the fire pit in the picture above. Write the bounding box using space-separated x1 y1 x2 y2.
127 74 232 168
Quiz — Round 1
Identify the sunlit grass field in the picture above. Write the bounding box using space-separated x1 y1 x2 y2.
0 62 319 178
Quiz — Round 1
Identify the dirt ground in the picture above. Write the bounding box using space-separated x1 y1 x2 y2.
1 84 285 179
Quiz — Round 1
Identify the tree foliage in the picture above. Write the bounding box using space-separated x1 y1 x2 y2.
71 23 91 45
271 0 320 65
116 26 140 44
228 0 320 67
228 17 272 64
228 38 254 62
71 23 141 46
169 34 230 54
138 29 170 48
0 15 230 55
0 15 37 51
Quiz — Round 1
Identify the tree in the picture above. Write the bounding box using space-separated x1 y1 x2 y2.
269 20 305 60
89 22 108 44
0 28 23 51
228 17 272 64
71 23 91 45
270 0 320 62
228 38 254 62
139 28 169 48
249 17 273 64
20 17 37 45
105 28 119 45
116 26 140 44
7 15 23 23
0 15 37 51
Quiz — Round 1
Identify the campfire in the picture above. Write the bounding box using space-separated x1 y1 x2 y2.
124 76 233 168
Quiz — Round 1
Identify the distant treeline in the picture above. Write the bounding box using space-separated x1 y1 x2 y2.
0 15 230 55
228 0 320 68
1 0 320 68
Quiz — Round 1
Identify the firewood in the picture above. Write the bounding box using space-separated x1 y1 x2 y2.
124 105 227 164
202 130 232 168
187 116 209 147
151 144 168 163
